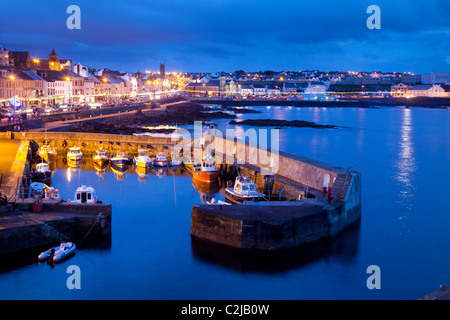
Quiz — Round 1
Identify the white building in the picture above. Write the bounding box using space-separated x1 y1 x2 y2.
303 81 328 100
0 45 11 66
407 84 446 97
421 72 449 85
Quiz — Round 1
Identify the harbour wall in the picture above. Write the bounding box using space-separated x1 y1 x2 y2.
0 203 111 255
0 131 183 159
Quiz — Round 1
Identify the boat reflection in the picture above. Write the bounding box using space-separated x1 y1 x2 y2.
192 179 220 203
110 163 128 181
136 165 150 181
155 166 167 178
93 161 108 179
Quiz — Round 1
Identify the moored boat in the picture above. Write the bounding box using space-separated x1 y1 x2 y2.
186 155 220 183
225 176 266 204
38 241 76 263
31 162 52 184
72 185 100 203
67 147 83 163
110 151 129 167
154 152 168 167
134 149 153 167
92 148 109 165
38 144 57 163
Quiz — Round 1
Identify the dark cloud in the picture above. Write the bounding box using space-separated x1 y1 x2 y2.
0 0 448 73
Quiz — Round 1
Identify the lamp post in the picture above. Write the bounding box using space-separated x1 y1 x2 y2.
10 75 16 110
66 77 72 105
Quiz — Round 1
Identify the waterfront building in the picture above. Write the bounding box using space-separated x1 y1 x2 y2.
37 70 74 105
160 63 165 80
239 85 253 96
391 83 409 97
253 84 267 96
0 45 12 67
11 51 32 69
185 82 219 96
73 62 98 78
267 84 281 96
283 82 298 94
421 72 450 85
407 84 446 97
0 68 46 108
303 81 328 100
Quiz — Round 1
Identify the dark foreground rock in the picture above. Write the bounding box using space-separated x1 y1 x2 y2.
228 119 343 129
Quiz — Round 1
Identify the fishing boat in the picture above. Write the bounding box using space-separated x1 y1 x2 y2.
110 151 129 167
134 149 153 167
154 152 168 167
170 157 182 166
92 148 109 165
225 176 266 204
67 147 83 163
30 162 52 184
185 155 220 183
72 185 100 204
38 144 57 163
38 241 76 263
28 182 60 199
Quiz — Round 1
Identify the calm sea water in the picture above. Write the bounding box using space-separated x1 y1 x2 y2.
1 105 449 300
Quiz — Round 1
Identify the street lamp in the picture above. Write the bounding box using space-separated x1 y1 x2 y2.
10 75 16 108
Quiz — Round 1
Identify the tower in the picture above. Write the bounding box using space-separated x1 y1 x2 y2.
160 63 165 80
49 49 61 71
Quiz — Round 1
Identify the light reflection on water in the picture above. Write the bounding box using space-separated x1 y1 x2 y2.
396 108 416 218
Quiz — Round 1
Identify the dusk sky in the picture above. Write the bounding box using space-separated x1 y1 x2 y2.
1 0 449 74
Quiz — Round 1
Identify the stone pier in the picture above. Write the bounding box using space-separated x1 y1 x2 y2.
190 135 362 250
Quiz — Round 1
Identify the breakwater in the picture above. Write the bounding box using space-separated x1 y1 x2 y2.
191 134 362 250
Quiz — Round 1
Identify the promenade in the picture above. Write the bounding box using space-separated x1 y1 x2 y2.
0 139 21 199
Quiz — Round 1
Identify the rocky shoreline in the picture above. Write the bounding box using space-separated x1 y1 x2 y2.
70 102 239 135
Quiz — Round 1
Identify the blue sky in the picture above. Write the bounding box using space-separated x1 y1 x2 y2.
1 0 449 74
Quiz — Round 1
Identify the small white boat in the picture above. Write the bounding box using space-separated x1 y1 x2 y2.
170 155 182 166
110 151 129 167
154 152 168 167
92 148 109 165
67 147 83 163
72 185 100 204
225 176 266 204
38 241 76 263
134 149 153 167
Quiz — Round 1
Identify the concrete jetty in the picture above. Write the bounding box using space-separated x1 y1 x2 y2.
0 202 111 255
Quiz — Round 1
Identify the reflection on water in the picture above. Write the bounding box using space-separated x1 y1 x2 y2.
396 108 417 218
191 221 361 274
